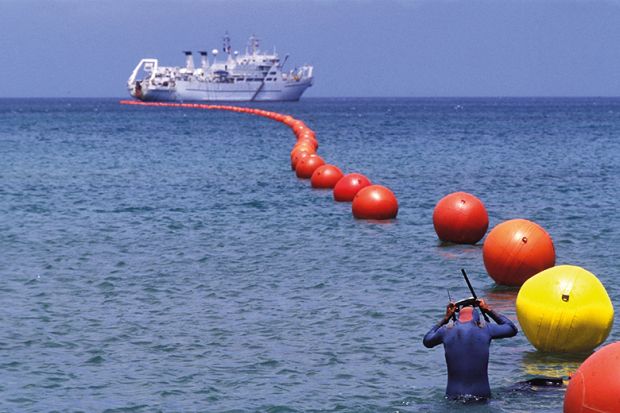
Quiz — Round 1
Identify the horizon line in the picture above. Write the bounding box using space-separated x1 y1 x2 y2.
2 95 620 100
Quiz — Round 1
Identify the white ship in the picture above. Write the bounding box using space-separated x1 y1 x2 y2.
127 34 313 102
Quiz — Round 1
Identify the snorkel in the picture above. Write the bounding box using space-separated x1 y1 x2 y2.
444 269 490 325
460 269 491 323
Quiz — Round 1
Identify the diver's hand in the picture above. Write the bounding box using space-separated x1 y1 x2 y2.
442 302 456 324
477 298 491 313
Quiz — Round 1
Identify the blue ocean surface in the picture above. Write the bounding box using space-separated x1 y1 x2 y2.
0 97 619 412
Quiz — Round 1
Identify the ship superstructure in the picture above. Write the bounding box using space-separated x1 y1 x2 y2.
127 34 313 102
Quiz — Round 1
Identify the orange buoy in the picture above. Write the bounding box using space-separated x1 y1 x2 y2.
333 173 372 202
432 192 489 244
296 154 325 179
311 164 344 188
483 219 556 286
564 342 620 413
352 185 399 220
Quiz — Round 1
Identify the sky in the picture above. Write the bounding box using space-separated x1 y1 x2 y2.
1 0 620 98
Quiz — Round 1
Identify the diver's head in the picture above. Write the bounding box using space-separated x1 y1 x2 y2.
458 306 481 323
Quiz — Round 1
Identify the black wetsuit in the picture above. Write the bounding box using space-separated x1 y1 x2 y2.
423 309 517 399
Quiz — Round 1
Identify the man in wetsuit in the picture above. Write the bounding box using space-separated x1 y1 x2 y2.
423 299 518 400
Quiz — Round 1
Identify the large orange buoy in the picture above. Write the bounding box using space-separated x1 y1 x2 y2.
483 219 556 286
352 185 399 220
296 154 325 179
432 192 489 244
564 342 620 413
311 164 344 188
333 173 372 202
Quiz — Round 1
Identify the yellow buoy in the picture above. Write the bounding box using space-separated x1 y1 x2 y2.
516 265 613 353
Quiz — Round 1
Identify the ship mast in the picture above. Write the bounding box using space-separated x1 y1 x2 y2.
222 32 232 55
223 31 235 66
248 34 260 56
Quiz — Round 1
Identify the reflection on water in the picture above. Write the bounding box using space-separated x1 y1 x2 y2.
485 286 519 314
520 350 587 378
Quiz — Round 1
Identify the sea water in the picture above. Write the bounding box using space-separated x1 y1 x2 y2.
1 98 619 412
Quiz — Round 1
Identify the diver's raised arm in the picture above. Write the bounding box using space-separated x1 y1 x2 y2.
478 299 518 338
423 302 455 348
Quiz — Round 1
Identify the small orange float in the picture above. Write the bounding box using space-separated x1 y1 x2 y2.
352 185 399 220
290 150 312 170
333 173 371 202
296 154 325 179
311 165 344 189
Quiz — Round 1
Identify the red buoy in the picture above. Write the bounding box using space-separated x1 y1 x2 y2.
333 173 372 202
352 185 399 220
483 219 556 286
564 342 620 413
432 192 489 244
311 164 344 188
296 154 325 179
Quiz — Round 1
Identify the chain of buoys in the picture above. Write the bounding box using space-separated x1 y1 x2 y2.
120 100 398 220
124 99 615 407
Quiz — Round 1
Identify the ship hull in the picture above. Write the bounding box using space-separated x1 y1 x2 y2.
136 78 312 102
